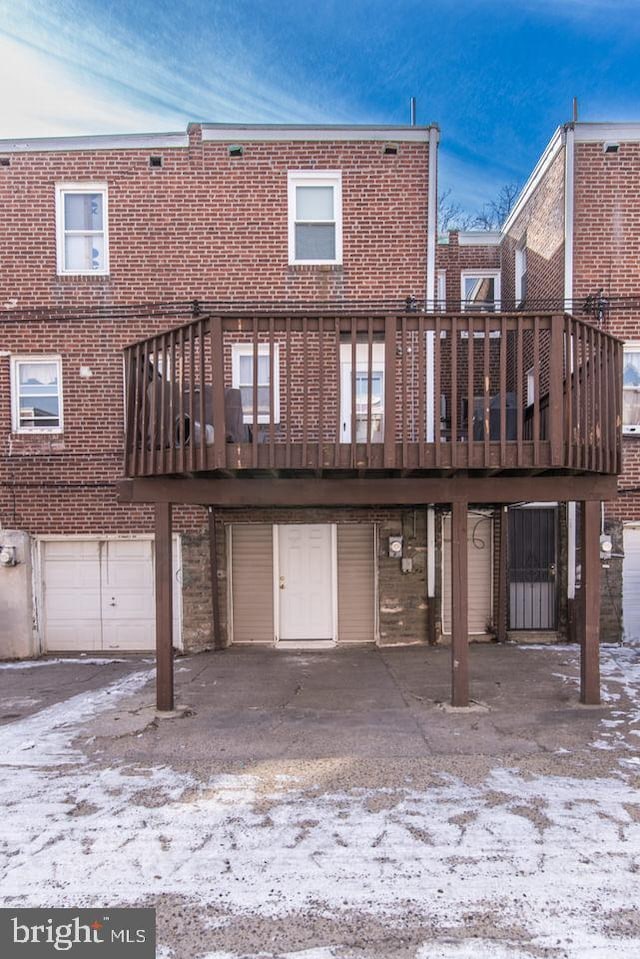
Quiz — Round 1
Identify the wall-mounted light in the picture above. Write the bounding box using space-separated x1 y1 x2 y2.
0 545 17 567
388 535 403 559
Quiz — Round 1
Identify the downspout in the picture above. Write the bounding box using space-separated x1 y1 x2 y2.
564 124 577 604
426 126 439 615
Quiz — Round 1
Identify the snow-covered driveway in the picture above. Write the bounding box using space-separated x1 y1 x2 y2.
0 646 639 958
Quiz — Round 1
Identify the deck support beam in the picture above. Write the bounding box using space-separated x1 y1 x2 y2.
580 500 601 705
208 507 223 649
451 500 469 707
155 502 174 712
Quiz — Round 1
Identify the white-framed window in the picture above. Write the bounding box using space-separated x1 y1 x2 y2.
340 342 385 442
526 366 535 406
461 270 501 312
11 355 63 433
288 171 342 265
437 269 446 309
515 244 528 307
231 344 280 424
55 182 109 275
623 343 640 434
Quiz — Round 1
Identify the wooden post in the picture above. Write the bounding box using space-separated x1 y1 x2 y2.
451 501 469 707
580 500 601 705
549 315 564 466
208 507 223 650
497 506 508 643
155 502 174 712
211 316 227 470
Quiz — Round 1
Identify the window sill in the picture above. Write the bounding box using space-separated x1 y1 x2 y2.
55 273 110 281
287 264 344 272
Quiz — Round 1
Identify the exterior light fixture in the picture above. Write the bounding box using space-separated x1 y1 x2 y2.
389 536 403 559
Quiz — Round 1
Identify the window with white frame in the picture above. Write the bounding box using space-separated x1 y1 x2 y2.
11 356 63 432
231 344 280 424
288 171 342 265
515 244 528 307
623 343 640 434
461 270 501 312
437 269 446 309
340 341 385 443
56 183 108 274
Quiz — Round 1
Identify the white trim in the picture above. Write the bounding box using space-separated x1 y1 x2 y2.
436 269 446 308
225 525 235 646
201 124 435 143
10 354 63 434
567 502 576 600
0 132 189 153
457 231 501 246
622 341 640 434
231 342 281 424
331 524 339 644
501 127 564 237
272 525 280 645
55 182 109 276
426 126 439 311
564 126 575 310
427 507 436 598
460 269 501 311
573 122 640 143
287 170 342 265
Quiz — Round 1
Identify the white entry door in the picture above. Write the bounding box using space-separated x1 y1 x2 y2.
278 525 335 641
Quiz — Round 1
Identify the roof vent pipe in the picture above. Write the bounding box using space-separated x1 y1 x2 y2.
410 97 416 127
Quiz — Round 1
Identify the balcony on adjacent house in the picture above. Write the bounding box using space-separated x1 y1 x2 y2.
123 311 623 480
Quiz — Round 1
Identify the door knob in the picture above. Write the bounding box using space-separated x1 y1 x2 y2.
279 576 285 590
109 598 117 606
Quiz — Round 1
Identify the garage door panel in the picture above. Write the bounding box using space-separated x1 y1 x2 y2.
624 527 640 644
42 537 182 652
442 513 493 636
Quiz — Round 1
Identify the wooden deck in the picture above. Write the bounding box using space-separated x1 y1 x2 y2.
123 310 623 480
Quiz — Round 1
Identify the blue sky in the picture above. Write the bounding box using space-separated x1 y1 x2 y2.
1 0 639 211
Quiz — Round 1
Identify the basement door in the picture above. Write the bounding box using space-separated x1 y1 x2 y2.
277 525 336 642
41 537 181 652
508 506 557 630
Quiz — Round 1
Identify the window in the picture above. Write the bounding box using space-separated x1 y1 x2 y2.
437 270 446 309
461 270 501 311
340 342 385 442
515 244 528 307
623 344 640 434
526 367 535 406
11 356 63 432
55 183 108 274
288 171 342 265
231 344 280 424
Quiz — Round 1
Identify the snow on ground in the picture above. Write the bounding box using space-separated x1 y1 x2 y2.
1 649 640 957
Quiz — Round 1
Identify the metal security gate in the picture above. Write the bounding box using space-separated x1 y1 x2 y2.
508 506 557 630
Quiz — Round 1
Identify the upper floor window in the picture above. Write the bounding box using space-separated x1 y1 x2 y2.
515 244 528 307
55 183 109 275
436 269 446 310
11 356 63 433
288 171 342 265
461 270 501 312
231 344 280 424
623 343 640 434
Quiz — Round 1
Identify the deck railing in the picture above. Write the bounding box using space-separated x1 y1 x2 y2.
123 312 622 477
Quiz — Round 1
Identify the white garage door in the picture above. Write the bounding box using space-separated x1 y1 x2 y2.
441 512 493 637
41 538 181 652
623 526 640 644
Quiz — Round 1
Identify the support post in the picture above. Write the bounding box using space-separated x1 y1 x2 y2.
208 507 223 649
155 502 174 712
580 500 601 705
451 501 469 707
497 506 508 642
384 315 397 468
426 506 436 644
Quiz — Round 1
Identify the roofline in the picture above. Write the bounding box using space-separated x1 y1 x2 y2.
199 123 438 143
0 131 190 153
573 121 640 143
500 126 565 237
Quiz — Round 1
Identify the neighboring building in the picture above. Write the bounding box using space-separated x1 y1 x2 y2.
0 122 619 710
498 121 640 643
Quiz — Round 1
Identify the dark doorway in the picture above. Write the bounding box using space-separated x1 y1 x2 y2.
508 506 558 630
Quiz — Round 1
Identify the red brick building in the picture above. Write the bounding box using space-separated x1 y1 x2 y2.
0 121 618 710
